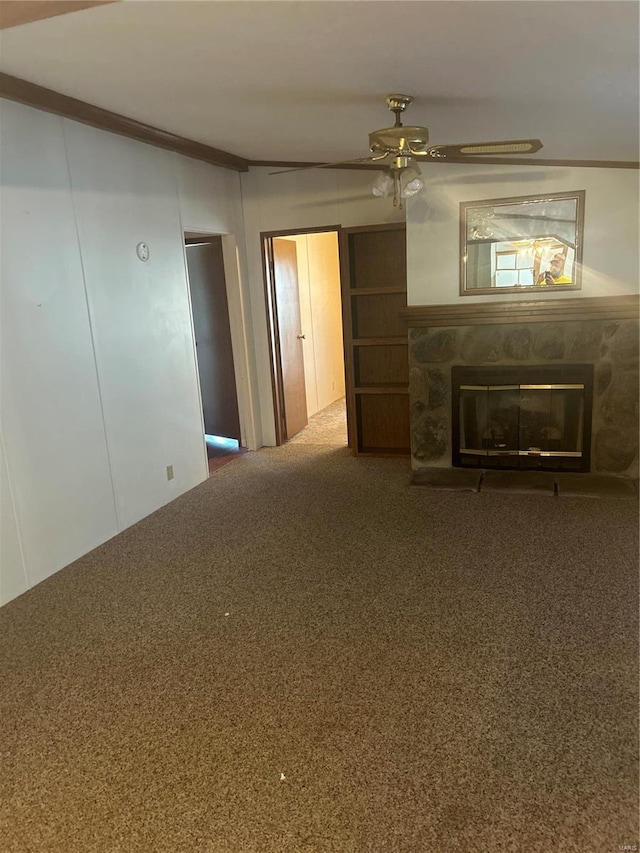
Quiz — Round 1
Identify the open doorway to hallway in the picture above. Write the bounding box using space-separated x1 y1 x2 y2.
184 233 247 475
263 228 348 449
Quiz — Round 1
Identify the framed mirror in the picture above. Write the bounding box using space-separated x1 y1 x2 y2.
460 190 585 295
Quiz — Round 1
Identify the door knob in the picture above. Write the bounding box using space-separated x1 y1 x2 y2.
297 334 306 340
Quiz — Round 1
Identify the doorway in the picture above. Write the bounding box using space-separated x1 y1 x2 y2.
262 227 347 447
184 235 245 474
264 223 409 457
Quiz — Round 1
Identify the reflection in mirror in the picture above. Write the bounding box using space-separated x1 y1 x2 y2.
461 191 585 295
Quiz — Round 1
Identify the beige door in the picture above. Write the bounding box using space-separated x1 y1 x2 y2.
272 238 308 439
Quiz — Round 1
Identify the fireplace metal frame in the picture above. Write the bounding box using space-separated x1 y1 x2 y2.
451 364 594 472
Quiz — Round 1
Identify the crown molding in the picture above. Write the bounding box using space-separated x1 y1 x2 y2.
0 73 250 172
402 295 640 327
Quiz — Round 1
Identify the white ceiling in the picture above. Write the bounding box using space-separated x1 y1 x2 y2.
1 0 638 163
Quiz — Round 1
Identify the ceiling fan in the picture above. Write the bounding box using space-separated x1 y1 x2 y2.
270 95 543 208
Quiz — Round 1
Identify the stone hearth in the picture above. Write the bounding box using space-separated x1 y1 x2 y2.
411 467 639 498
406 298 639 479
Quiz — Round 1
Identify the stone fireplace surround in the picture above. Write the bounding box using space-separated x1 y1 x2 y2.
404 295 639 480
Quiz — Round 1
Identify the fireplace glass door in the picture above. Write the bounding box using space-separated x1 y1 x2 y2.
453 366 593 472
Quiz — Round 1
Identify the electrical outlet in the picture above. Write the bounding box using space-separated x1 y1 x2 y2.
166 465 174 481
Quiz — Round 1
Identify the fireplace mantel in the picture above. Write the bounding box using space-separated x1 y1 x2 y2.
402 294 639 327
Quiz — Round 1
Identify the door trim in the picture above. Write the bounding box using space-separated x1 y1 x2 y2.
261 225 343 446
183 229 258 454
185 238 242 441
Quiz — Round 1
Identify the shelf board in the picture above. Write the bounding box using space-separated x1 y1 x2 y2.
350 287 407 296
356 447 411 457
352 337 407 347
355 386 409 395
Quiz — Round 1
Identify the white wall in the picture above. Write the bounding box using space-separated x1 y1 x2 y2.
0 430 29 606
0 100 255 605
241 166 404 445
64 123 208 530
289 232 345 418
407 163 639 305
0 105 118 603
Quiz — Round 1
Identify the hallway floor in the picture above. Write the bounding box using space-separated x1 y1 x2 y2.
206 435 247 475
287 396 348 448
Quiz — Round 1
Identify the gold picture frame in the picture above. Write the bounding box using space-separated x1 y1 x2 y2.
460 190 585 296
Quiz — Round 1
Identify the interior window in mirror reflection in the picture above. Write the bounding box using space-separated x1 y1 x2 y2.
462 192 584 294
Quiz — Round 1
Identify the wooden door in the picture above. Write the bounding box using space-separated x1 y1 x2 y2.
186 239 241 441
272 238 308 439
339 224 410 455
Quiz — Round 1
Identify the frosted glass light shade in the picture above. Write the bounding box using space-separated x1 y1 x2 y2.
400 161 424 197
371 163 424 201
372 171 394 197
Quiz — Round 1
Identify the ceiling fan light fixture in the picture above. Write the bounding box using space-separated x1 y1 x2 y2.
400 160 424 198
402 173 424 198
371 169 394 198
371 161 424 207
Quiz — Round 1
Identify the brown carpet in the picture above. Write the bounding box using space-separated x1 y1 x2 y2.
1 399 638 853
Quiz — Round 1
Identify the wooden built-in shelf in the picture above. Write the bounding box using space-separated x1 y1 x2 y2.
340 223 410 457
357 448 412 457
352 337 407 346
355 386 409 395
350 286 407 296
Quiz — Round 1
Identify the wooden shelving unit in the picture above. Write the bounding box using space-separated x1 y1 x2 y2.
340 223 410 456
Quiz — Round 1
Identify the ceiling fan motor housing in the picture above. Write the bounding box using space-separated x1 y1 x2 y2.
369 94 430 156
369 125 430 155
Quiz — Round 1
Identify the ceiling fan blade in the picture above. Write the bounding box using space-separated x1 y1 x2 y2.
422 139 544 159
269 155 388 175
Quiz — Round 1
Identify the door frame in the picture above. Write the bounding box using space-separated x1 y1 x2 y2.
183 229 258 454
261 225 343 446
184 236 242 442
